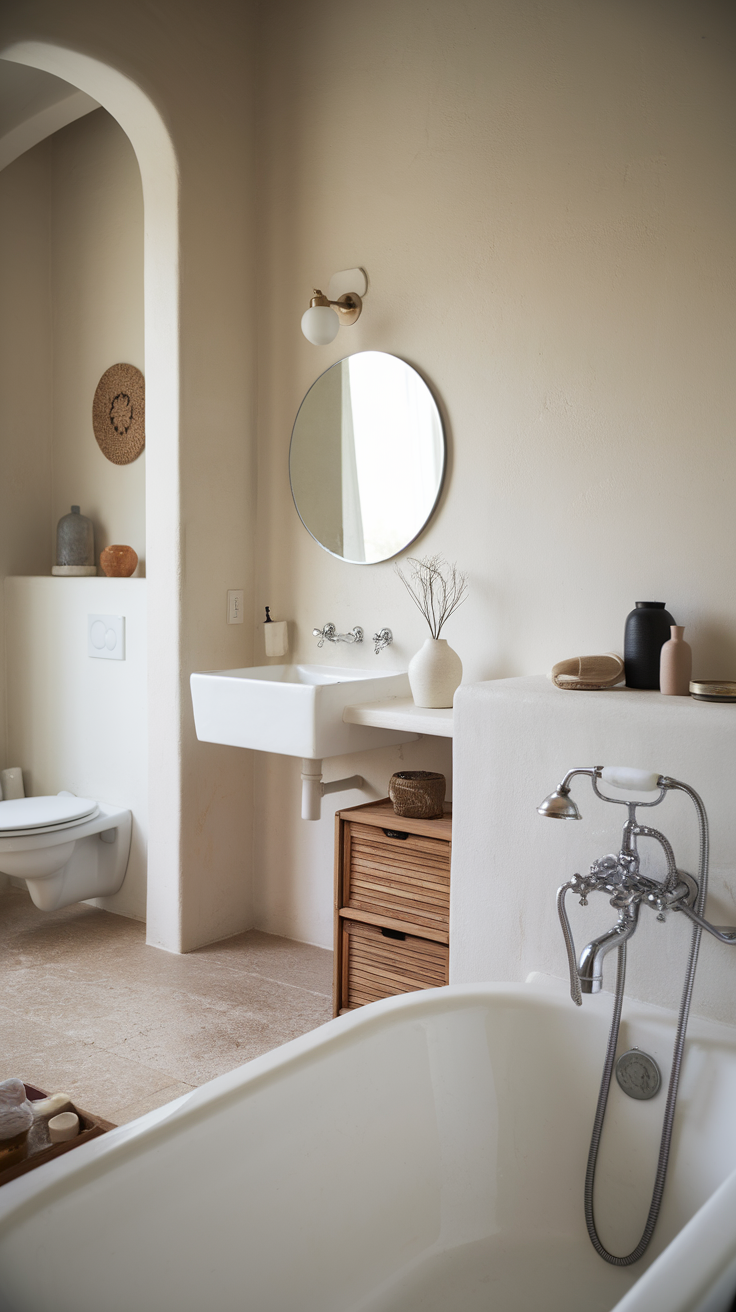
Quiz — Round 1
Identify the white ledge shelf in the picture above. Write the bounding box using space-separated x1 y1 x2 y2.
343 696 453 738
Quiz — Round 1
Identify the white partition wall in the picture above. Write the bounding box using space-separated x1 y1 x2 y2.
451 676 736 1028
4 576 148 920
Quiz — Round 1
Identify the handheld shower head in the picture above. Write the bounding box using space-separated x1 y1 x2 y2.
537 787 582 820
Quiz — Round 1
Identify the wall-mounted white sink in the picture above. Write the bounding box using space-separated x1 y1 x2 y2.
190 664 417 760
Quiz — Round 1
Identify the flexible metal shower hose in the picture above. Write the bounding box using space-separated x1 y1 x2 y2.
584 779 708 1266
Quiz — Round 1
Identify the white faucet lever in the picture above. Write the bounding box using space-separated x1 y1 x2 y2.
601 767 661 793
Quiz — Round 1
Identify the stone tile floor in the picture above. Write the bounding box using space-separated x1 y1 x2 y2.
0 886 332 1126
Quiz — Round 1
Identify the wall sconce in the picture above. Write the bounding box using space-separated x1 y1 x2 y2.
300 267 367 346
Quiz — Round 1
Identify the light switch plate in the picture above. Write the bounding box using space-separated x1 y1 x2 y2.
227 590 244 624
88 614 125 660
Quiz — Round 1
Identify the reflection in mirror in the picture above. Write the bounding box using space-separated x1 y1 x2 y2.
289 351 445 564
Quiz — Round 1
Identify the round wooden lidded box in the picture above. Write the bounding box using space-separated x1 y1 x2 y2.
388 771 446 820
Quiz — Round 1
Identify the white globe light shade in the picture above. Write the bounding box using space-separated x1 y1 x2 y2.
301 304 339 346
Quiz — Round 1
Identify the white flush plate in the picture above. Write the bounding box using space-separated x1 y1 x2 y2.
327 267 367 301
88 614 125 660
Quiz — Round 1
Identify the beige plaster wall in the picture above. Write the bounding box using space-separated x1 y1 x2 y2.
0 1 258 953
0 140 53 776
3 2 733 963
255 0 736 947
50 109 145 573
0 111 147 912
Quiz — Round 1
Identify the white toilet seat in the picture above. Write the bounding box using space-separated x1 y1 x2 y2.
0 798 131 910
0 794 99 839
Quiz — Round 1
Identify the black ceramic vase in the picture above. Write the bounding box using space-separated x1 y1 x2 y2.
624 602 676 689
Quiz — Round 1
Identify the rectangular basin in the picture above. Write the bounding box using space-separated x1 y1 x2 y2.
190 664 418 759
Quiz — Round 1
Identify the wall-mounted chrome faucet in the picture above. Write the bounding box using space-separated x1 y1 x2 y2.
372 628 392 655
313 623 363 648
538 766 734 1006
538 764 736 1268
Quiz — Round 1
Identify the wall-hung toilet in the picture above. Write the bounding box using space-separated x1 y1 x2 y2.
0 793 131 911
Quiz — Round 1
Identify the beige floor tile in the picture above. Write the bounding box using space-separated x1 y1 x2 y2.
0 1005 181 1120
0 886 334 1119
105 1080 196 1127
1 964 330 1056
201 929 333 995
102 992 332 1085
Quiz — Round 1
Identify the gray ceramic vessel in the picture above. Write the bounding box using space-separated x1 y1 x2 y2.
56 506 94 566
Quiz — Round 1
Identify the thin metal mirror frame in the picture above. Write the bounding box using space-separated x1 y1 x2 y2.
289 351 447 565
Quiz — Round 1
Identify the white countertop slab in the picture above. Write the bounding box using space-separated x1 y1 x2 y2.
343 696 454 738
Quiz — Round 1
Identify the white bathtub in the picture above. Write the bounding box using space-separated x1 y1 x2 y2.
2 980 736 1312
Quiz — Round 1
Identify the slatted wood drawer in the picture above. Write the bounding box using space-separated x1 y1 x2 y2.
344 822 450 934
342 919 449 1009
334 799 452 1015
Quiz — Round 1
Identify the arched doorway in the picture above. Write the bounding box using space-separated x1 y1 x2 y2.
0 41 182 951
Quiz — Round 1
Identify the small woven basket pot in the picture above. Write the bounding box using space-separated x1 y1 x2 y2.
388 771 445 820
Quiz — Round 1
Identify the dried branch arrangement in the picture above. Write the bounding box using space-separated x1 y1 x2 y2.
395 555 468 640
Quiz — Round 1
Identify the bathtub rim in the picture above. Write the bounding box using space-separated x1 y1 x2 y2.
0 980 531 1225
2 977 736 1312
3 977 736 1225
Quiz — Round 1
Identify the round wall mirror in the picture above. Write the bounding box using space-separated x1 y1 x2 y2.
289 351 445 564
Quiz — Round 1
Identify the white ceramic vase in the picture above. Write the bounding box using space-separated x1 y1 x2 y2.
408 637 462 708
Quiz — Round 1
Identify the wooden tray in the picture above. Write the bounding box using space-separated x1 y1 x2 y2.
0 1084 115 1188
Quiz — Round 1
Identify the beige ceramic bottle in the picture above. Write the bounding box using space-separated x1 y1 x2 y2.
659 626 692 696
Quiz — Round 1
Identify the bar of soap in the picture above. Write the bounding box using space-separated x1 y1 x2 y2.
48 1112 79 1143
32 1093 74 1120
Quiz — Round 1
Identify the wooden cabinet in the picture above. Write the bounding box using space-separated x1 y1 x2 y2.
334 798 451 1015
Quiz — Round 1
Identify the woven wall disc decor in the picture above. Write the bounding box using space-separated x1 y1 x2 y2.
92 363 145 465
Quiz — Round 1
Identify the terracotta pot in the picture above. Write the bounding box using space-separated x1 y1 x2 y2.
408 637 462 708
660 626 692 696
100 545 138 578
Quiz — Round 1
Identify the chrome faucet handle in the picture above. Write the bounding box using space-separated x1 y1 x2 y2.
373 627 393 655
313 623 336 648
313 623 363 647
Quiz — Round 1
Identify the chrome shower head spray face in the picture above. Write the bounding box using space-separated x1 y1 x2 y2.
536 788 582 820
536 767 602 821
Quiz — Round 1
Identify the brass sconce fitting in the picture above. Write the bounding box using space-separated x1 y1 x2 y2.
307 289 362 325
301 268 367 345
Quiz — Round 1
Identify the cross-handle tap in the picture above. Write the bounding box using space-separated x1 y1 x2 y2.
543 766 736 1007
313 623 364 648
556 817 695 1004
372 628 393 655
540 766 736 1268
